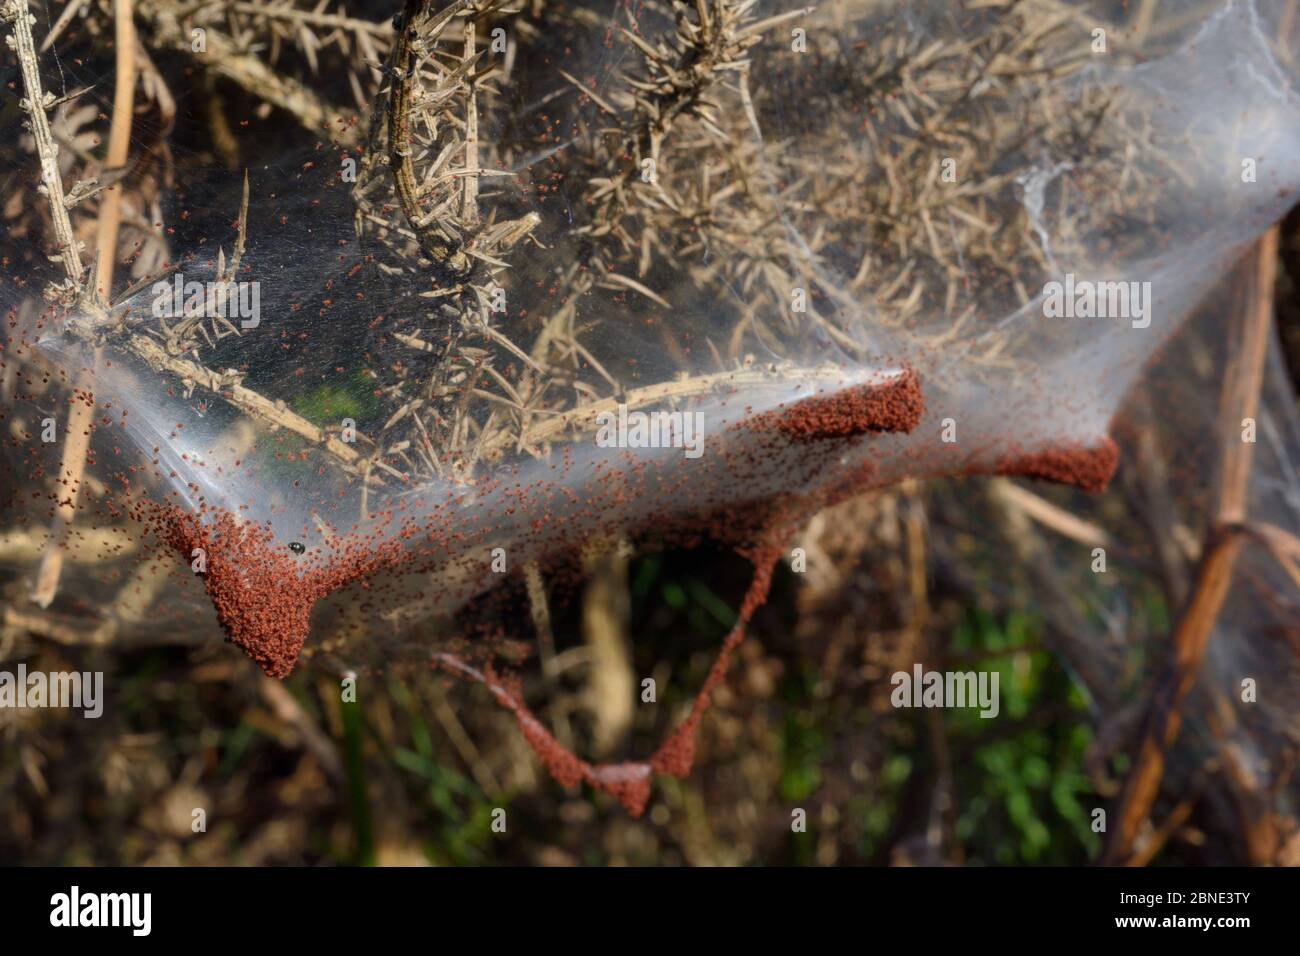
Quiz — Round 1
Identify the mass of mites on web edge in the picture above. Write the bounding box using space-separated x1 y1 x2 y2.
28 367 1120 814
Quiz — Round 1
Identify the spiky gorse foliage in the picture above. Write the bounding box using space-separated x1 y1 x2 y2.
350 0 543 480
137 0 391 142
9 0 1192 491
575 0 800 246
631 6 1117 366
349 0 820 484
390 0 1139 483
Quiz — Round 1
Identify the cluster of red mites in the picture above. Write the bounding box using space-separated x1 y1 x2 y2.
80 363 1119 814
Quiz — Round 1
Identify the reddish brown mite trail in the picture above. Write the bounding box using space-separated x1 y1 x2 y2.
435 546 782 817
158 508 327 678
993 437 1120 492
136 365 928 681
132 365 1117 814
648 543 782 780
146 503 419 678
426 371 925 814
745 368 924 440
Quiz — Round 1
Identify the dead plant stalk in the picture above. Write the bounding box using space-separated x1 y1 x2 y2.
1103 225 1280 865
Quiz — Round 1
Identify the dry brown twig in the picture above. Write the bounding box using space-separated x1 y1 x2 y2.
70 189 382 485
2 0 134 607
1104 225 1280 866
988 478 1112 550
387 0 537 279
3 0 84 298
137 0 366 145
